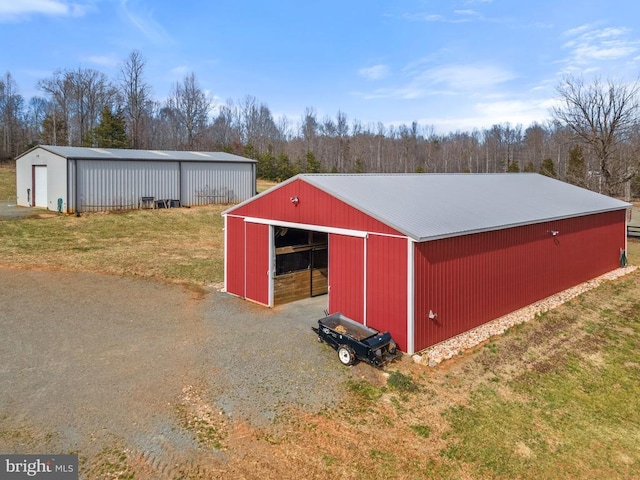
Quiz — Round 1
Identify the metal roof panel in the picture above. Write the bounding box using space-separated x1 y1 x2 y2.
299 173 630 241
37 145 256 163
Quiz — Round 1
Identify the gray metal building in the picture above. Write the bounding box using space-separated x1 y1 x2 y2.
15 146 257 213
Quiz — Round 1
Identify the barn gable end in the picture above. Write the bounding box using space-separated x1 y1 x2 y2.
227 177 403 236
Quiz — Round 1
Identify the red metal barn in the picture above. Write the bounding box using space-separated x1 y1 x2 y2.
222 174 629 354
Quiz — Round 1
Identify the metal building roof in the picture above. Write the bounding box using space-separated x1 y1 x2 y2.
32 145 256 163
249 173 630 242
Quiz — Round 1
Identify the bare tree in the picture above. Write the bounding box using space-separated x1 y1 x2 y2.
240 95 283 155
119 50 152 148
301 107 318 154
166 73 212 149
38 68 117 146
553 75 640 196
0 72 25 158
25 96 49 146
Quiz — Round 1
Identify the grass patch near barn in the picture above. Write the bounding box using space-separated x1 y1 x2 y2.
257 178 277 193
0 205 227 286
0 162 16 201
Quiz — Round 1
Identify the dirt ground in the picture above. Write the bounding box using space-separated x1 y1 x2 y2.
0 202 49 219
0 268 368 478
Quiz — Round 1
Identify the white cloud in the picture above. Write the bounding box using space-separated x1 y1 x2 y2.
454 9 478 16
358 64 389 81
85 55 119 68
0 0 89 22
118 0 170 44
355 62 516 103
412 97 555 134
561 24 639 69
416 63 517 91
170 65 189 78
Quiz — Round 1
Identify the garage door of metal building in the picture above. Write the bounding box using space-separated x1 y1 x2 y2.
33 166 47 208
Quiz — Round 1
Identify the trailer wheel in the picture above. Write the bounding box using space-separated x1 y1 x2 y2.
338 345 355 366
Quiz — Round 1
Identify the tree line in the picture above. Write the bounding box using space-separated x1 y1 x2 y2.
1 51 639 198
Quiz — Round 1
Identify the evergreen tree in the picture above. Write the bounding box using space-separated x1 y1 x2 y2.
507 161 520 172
84 106 128 148
523 161 535 172
305 151 322 173
275 153 296 181
566 145 586 186
540 158 557 178
257 149 276 179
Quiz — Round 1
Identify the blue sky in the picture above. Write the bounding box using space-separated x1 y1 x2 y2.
2 0 640 134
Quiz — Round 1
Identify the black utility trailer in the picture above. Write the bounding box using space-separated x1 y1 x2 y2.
312 312 399 367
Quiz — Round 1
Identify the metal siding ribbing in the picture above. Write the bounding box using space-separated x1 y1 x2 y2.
225 216 246 298
181 162 254 205
413 210 627 351
245 222 270 305
366 234 408 351
76 160 179 211
231 178 402 236
329 234 365 323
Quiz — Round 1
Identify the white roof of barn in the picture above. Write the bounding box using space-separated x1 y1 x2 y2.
229 173 630 242
26 145 256 163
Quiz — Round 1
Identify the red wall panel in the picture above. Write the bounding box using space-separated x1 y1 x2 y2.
225 215 245 297
366 235 408 351
245 222 270 305
231 178 402 236
329 234 365 323
413 210 627 351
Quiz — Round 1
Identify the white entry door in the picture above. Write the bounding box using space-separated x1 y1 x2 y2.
34 166 47 208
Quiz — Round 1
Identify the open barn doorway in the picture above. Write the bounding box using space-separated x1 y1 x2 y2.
273 227 328 305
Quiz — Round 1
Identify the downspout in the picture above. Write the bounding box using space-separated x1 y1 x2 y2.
253 162 257 195
74 159 80 216
66 158 69 213
178 161 182 205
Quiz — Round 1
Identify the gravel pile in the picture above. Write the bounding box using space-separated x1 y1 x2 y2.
413 266 637 367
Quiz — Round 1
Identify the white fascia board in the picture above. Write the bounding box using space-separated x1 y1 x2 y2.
243 216 368 239
406 237 415 355
222 214 228 292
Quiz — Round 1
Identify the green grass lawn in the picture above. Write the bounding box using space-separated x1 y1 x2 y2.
0 206 226 286
0 162 16 201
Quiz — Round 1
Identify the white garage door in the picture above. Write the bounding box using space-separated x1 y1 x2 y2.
34 166 47 208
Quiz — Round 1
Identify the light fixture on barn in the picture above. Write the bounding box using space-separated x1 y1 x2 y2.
290 196 299 206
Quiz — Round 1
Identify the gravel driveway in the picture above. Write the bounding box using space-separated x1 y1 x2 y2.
0 268 350 475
